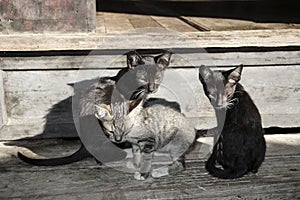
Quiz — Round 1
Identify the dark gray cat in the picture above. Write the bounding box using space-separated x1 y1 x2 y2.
95 91 195 180
17 50 172 166
199 65 266 179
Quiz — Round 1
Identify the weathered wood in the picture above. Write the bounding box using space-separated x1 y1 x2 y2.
95 13 106 33
181 16 300 31
0 65 299 140
0 70 6 128
1 51 300 70
103 13 135 34
0 0 96 33
151 16 198 32
0 29 299 51
3 67 299 124
0 134 299 199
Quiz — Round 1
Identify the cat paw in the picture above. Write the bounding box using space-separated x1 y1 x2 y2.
134 172 150 180
126 160 139 170
151 166 169 178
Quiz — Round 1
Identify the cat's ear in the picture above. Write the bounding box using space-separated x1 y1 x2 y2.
198 65 213 83
95 104 113 121
128 98 143 113
155 51 172 68
127 51 145 69
226 65 243 84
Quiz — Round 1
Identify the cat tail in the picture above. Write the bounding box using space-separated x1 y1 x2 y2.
195 129 208 138
17 145 92 166
205 152 247 179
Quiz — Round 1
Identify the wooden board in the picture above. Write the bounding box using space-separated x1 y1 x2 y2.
0 0 96 33
0 134 299 199
181 16 300 31
2 51 300 70
0 29 299 51
95 13 106 34
0 70 6 128
0 64 299 140
151 16 198 32
128 15 162 29
103 13 135 34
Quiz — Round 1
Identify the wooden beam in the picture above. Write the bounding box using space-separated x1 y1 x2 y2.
0 29 299 51
1 51 299 70
0 65 299 140
0 70 6 129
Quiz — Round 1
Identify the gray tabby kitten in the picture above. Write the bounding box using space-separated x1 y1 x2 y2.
95 92 195 180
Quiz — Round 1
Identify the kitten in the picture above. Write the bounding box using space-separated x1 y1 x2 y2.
95 93 195 180
17 50 172 166
198 65 266 179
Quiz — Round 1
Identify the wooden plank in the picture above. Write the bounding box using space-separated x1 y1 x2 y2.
128 15 162 29
103 12 135 34
0 65 299 140
0 29 299 51
2 70 116 125
0 70 6 128
151 16 198 32
95 13 106 34
1 51 300 70
0 134 299 199
3 67 299 124
0 0 96 33
182 16 300 31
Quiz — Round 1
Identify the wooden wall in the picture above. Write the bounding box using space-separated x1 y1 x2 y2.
0 70 6 129
0 0 96 33
0 48 299 140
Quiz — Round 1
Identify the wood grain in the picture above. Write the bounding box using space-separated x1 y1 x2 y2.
1 51 300 70
0 70 6 128
0 134 299 199
0 64 299 140
0 29 299 51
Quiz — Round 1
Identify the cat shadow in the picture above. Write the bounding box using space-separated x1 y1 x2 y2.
4 78 98 154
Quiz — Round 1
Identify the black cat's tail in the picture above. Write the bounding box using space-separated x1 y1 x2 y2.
205 153 247 179
17 145 92 166
195 129 210 139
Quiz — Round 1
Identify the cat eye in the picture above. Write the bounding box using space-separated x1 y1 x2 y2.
209 94 217 100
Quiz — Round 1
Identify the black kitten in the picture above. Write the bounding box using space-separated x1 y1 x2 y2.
199 65 266 179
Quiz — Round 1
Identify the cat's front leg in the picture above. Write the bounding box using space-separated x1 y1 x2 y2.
134 151 154 180
132 137 155 180
126 144 141 170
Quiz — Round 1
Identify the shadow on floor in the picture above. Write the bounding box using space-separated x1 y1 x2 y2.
97 0 300 24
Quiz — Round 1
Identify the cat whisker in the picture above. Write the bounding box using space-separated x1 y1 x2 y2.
226 98 239 109
233 91 243 95
130 89 145 100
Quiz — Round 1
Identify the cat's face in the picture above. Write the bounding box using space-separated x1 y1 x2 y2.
94 92 142 143
198 65 243 110
125 51 172 99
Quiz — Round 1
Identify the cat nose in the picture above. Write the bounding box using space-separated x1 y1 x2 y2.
148 83 157 92
114 135 122 142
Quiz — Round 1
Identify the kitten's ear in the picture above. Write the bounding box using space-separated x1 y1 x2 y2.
198 65 213 83
95 104 113 121
226 65 243 83
128 98 143 113
127 51 145 68
155 51 172 68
